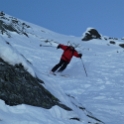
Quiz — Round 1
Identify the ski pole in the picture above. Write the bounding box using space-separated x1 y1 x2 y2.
40 44 55 48
80 58 88 77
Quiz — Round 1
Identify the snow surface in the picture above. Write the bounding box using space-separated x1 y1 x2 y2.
0 14 124 124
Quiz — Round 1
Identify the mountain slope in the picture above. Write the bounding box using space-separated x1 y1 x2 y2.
0 12 124 124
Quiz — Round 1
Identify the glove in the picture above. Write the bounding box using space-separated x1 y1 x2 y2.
79 53 82 58
57 44 61 49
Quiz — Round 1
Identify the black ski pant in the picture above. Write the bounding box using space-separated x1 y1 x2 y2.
51 59 69 72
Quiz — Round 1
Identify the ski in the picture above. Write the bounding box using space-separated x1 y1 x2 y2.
59 74 69 77
41 71 69 78
49 73 69 77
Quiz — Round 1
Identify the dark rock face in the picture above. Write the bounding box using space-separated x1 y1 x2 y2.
0 58 71 110
0 13 29 37
110 41 116 44
82 28 101 41
119 44 124 48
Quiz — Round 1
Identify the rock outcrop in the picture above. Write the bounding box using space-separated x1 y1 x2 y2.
82 28 101 41
0 58 71 110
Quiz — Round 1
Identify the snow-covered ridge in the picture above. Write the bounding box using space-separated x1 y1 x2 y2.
0 36 35 76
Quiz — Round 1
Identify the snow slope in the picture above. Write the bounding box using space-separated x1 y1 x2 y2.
0 13 124 124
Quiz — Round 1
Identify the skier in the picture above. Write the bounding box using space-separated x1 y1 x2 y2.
51 44 82 74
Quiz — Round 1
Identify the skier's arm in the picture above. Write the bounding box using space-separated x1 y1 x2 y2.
57 44 68 50
73 51 82 58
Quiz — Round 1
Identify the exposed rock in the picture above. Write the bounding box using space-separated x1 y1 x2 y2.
82 28 101 41
0 11 5 16
119 44 124 48
110 41 115 44
0 15 29 37
0 58 71 110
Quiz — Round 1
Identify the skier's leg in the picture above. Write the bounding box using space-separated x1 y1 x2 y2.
58 61 69 72
51 60 63 72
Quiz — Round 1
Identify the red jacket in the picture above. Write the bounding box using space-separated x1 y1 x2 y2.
58 44 81 62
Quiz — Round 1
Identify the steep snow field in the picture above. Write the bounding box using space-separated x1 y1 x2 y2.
0 14 124 124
